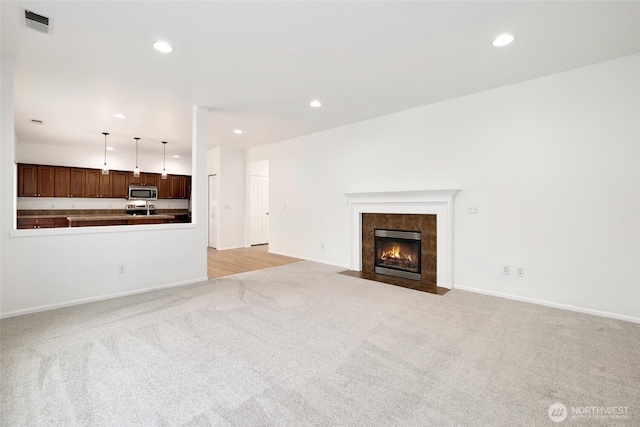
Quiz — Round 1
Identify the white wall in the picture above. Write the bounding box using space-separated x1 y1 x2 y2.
218 147 246 249
16 140 192 175
248 54 640 322
1 58 208 317
249 159 269 177
207 146 221 176
206 147 246 250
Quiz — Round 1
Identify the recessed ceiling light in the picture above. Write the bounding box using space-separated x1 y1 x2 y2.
492 34 515 47
310 100 322 108
173 155 180 158
233 129 243 134
113 113 126 119
106 146 114 151
153 41 173 53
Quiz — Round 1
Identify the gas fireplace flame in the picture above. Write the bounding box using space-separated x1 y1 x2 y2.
381 245 413 262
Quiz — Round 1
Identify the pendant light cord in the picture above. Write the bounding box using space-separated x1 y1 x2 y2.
134 137 140 168
102 132 109 165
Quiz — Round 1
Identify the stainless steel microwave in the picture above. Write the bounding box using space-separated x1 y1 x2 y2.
128 185 158 200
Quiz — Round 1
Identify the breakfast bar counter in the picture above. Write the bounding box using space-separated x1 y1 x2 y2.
66 214 175 227
17 209 189 229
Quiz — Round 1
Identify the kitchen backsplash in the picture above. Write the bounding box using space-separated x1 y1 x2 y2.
17 197 189 211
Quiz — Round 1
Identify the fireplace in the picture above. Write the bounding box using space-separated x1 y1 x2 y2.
345 189 459 290
360 213 437 286
374 229 421 281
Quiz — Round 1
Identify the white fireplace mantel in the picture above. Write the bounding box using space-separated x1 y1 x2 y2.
344 189 460 289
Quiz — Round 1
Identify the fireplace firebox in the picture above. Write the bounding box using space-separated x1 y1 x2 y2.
374 229 422 281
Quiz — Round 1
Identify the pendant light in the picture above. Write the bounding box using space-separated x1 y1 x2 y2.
133 137 141 178
101 132 109 175
161 141 168 179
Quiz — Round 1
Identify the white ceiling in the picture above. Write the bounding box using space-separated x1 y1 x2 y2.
2 1 639 159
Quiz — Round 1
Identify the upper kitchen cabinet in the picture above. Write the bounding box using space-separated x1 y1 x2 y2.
169 175 183 199
17 163 190 199
85 168 111 198
157 176 169 199
183 176 191 199
158 175 191 199
54 167 85 198
129 172 159 187
110 171 129 198
18 164 55 197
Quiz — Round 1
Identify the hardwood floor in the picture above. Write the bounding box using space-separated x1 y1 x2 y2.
207 244 301 279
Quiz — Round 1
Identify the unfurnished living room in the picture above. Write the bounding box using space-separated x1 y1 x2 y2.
1 1 639 426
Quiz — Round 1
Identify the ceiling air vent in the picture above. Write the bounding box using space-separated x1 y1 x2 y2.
24 10 50 34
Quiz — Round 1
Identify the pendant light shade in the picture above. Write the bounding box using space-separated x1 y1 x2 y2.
161 141 168 179
101 132 109 175
133 137 141 178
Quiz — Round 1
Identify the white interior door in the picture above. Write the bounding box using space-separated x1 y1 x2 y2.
250 175 269 245
208 175 218 248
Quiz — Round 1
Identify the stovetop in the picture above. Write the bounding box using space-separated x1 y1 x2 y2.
126 203 156 214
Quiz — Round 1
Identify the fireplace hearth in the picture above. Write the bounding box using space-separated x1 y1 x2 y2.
374 229 421 281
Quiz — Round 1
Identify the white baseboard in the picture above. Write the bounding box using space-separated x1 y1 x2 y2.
214 245 246 251
266 249 350 270
455 284 640 324
0 276 209 319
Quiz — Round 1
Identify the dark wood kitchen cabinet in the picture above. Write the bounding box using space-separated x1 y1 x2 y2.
18 163 190 200
158 174 191 199
17 218 54 229
169 175 183 199
129 172 158 187
55 167 85 197
85 169 111 198
157 176 169 199
143 173 159 187
110 171 129 198
17 217 67 229
182 176 191 199
18 164 55 197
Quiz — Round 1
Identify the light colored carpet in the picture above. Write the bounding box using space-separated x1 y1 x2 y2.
1 261 639 426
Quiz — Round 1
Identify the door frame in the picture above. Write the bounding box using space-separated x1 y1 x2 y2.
208 174 218 249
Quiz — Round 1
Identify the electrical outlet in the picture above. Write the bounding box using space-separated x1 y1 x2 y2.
321 243 325 250
118 264 126 274
502 265 510 275
467 205 478 214
516 267 524 278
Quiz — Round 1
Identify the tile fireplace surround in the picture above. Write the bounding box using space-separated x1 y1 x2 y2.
362 213 437 284
345 190 460 289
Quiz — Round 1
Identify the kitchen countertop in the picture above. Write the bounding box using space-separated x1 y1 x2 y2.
18 210 189 220
18 214 74 219
66 214 175 221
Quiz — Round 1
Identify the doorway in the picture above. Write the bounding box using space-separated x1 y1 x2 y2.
249 175 269 245
249 159 269 246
